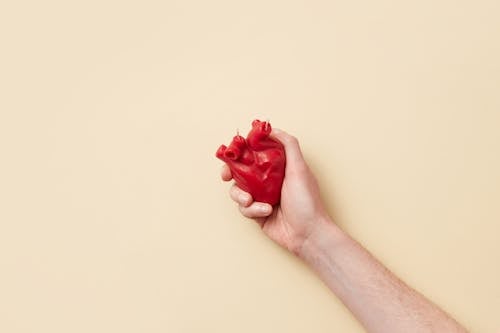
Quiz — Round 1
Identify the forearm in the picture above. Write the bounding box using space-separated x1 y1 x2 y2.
299 219 467 333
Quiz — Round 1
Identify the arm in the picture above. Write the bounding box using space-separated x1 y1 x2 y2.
300 221 466 333
220 128 467 333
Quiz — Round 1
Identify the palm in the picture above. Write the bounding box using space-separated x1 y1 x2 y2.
259 174 321 254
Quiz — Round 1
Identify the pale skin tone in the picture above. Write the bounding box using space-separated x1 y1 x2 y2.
220 128 468 333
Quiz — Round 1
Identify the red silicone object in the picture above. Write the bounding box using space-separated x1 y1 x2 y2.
216 120 286 205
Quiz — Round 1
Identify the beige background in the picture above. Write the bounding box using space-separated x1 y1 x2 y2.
1 1 499 332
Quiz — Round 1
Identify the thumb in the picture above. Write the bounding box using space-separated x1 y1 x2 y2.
271 128 307 171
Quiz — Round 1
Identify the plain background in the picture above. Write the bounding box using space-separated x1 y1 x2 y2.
1 1 499 332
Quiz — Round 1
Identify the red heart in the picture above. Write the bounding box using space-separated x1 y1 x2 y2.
216 120 286 205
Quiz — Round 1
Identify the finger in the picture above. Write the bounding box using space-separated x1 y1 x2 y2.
229 184 253 207
239 202 273 219
270 128 306 170
220 164 232 181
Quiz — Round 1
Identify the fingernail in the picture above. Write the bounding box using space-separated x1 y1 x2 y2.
259 204 271 214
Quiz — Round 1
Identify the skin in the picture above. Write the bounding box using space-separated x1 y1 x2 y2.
220 128 468 333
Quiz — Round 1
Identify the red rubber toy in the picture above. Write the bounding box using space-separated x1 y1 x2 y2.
216 120 286 205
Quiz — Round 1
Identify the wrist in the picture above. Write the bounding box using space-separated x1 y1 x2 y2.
297 216 346 262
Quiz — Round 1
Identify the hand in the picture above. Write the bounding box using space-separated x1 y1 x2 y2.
220 128 331 255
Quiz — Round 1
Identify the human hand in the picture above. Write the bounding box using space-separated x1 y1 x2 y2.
220 128 331 255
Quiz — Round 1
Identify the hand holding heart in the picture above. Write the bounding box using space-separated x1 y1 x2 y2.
216 120 330 255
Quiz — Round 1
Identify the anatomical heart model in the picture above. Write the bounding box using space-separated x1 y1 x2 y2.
216 120 286 205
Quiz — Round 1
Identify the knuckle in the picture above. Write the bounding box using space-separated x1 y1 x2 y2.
238 205 251 218
285 135 299 145
221 165 230 177
239 194 250 206
229 186 239 200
